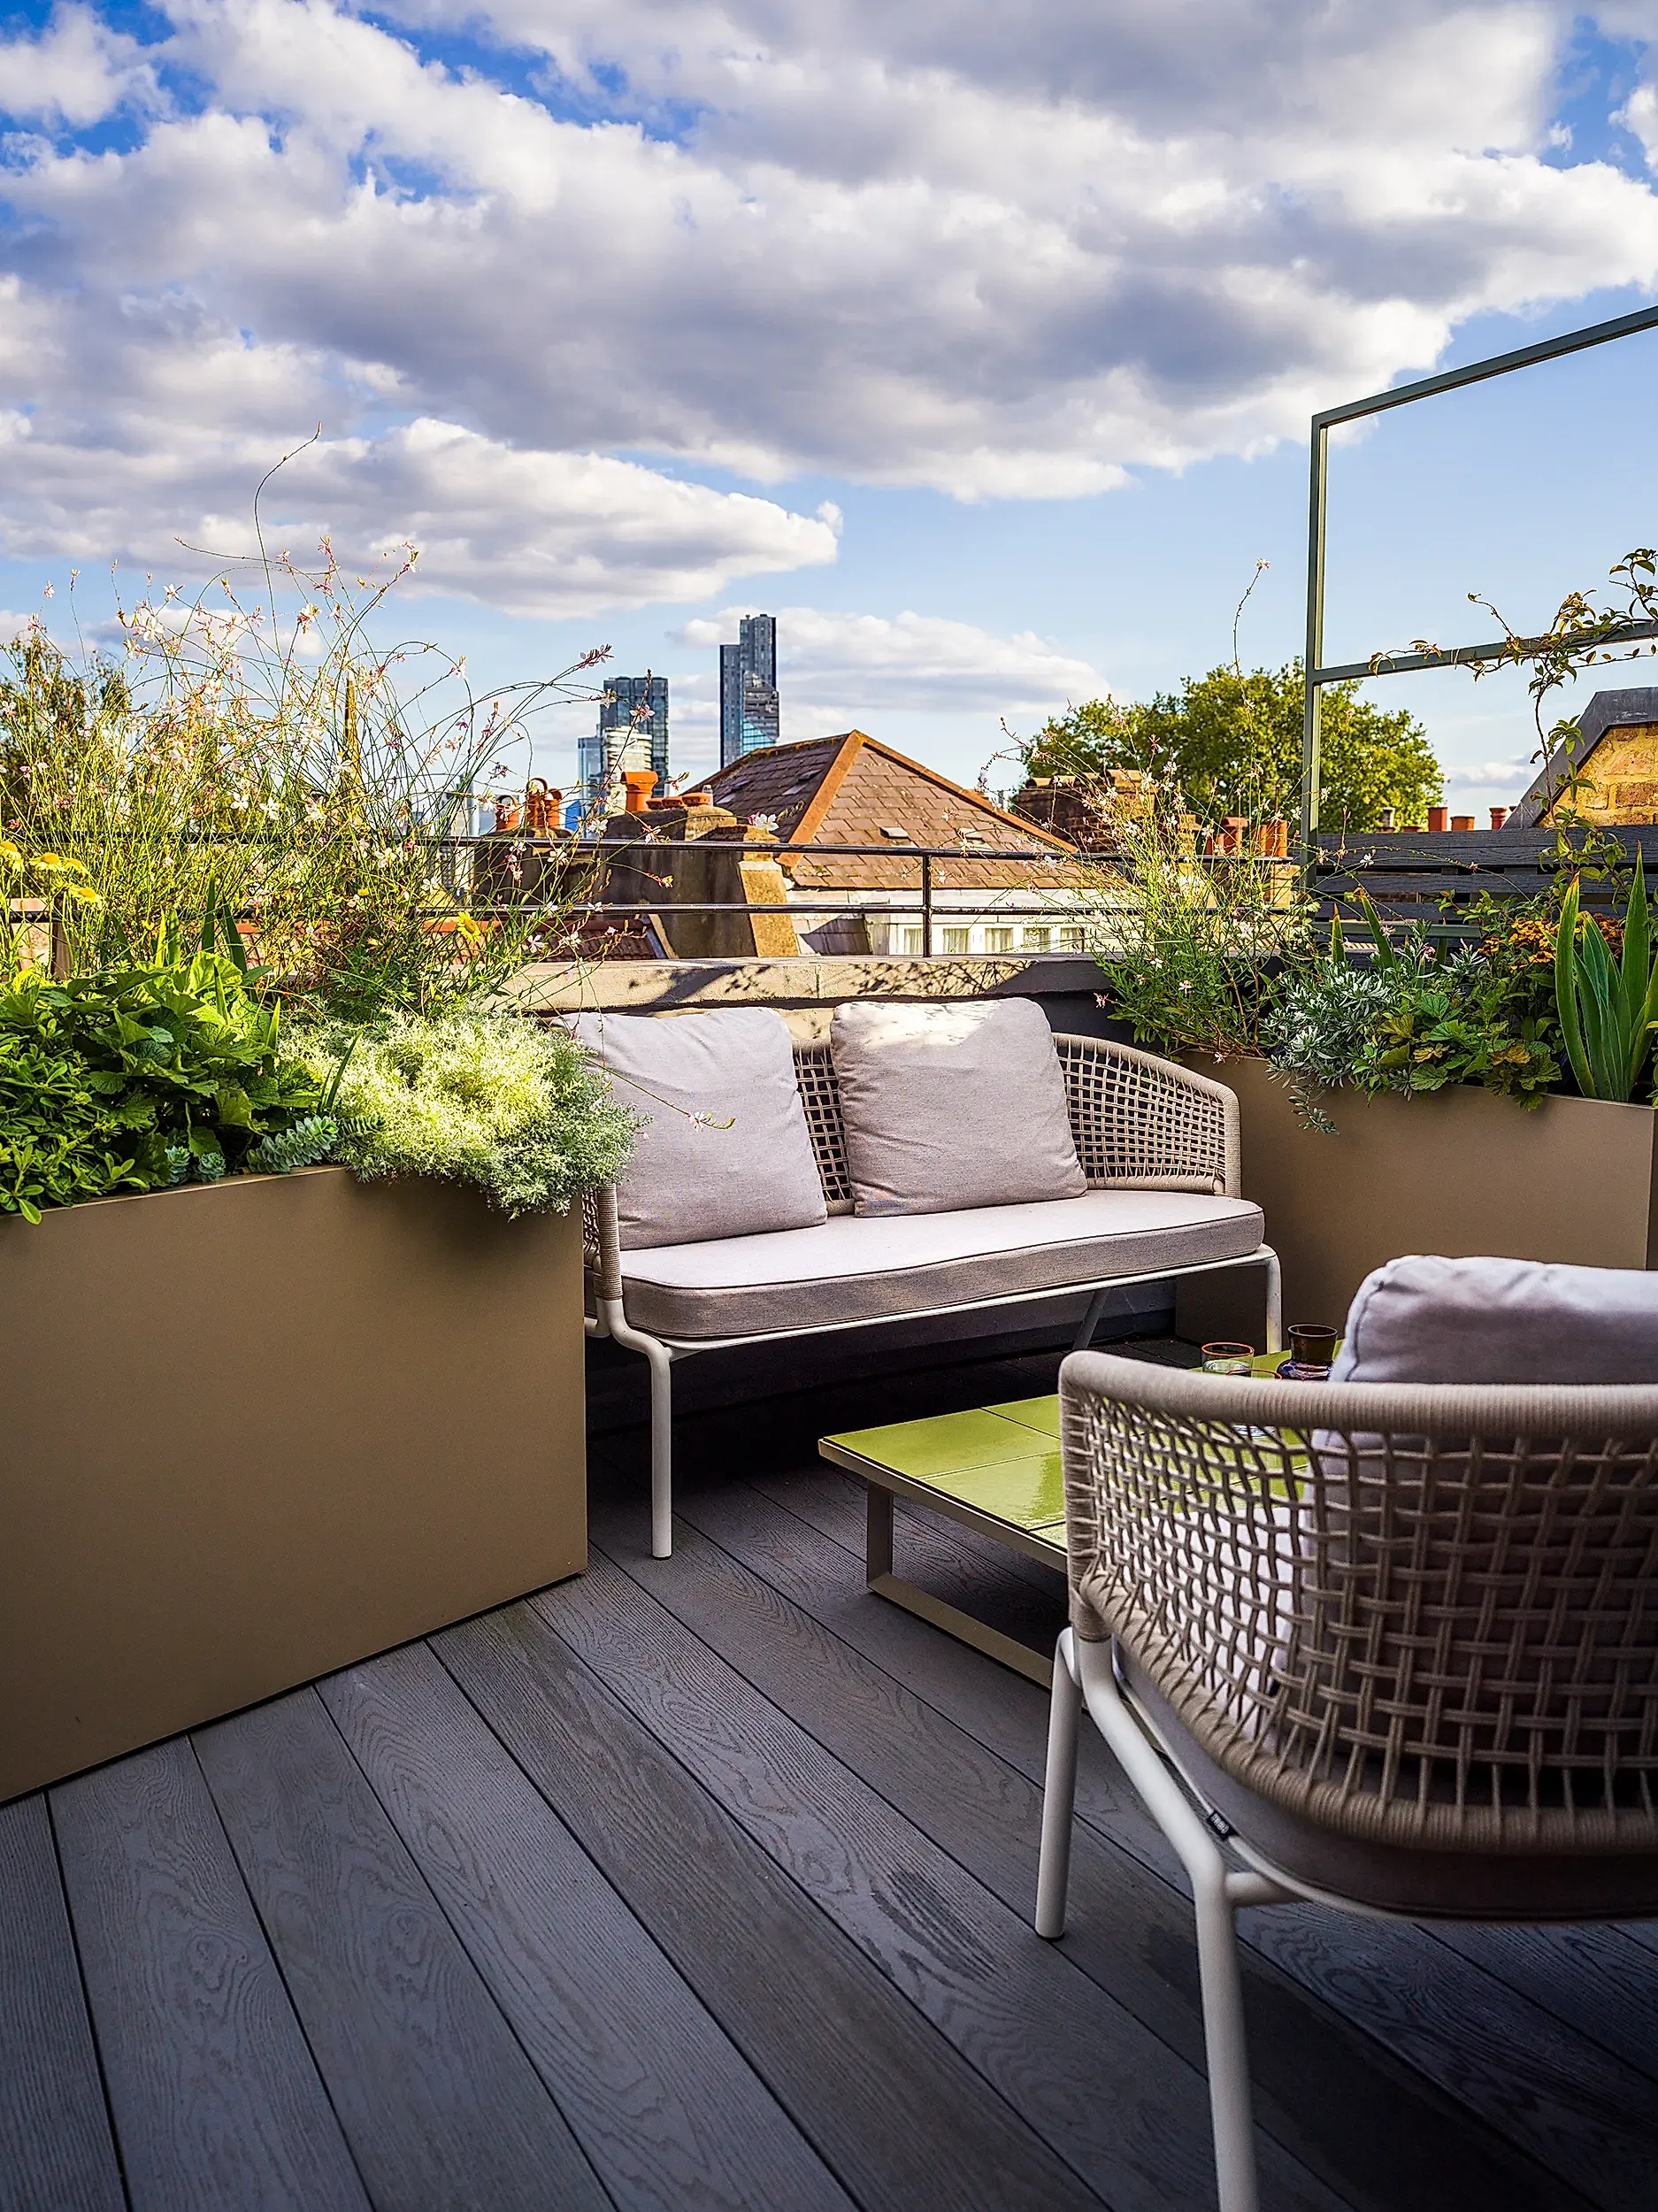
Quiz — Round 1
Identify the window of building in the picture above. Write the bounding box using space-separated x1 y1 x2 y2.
1023 926 1052 950
1057 926 1086 950
894 926 925 955
983 926 1014 952
942 926 972 954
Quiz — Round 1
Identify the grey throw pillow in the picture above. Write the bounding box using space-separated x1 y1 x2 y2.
1332 1254 1658 1384
829 998 1086 1217
571 1010 827 1250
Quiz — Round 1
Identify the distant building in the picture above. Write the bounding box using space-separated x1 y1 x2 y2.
690 730 1088 954
579 673 669 809
1508 687 1658 827
718 614 780 767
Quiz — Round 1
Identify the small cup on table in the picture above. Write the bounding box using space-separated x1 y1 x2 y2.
1201 1341 1255 1377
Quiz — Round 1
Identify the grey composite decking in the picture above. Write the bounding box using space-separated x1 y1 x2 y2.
3 1345 1656 2212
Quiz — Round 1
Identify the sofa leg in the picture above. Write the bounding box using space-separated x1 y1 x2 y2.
1035 1629 1081 1938
1072 1286 1113 1352
597 1299 677 1559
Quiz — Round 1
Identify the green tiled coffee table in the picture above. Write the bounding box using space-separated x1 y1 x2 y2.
821 1352 1308 1688
820 1394 1068 1687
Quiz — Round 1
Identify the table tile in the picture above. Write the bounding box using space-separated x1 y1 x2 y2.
980 1394 1061 1438
825 1407 1053 1480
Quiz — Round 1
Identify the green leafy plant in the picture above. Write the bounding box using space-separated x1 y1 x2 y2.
295 1008 634 1217
1554 862 1658 1103
0 948 329 1219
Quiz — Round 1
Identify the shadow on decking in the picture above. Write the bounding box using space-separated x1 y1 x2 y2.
2 1341 1654 2212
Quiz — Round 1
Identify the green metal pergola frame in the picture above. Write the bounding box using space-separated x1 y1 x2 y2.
1301 301 1658 847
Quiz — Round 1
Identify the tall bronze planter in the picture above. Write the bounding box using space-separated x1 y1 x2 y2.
0 1167 587 1801
1178 1057 1658 1342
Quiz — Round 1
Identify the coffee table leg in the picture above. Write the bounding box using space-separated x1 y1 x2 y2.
863 1478 1054 1688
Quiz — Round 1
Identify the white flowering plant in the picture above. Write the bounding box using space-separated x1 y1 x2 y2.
295 1008 634 1216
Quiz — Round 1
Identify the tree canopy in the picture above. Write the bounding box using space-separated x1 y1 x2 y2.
1024 661 1443 832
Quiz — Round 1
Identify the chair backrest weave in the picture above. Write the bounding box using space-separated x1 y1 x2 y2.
791 1031 1231 1205
1062 1352 1658 1854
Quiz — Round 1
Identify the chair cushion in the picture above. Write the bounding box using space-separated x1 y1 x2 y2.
615 1189 1263 1340
571 1009 827 1250
828 998 1086 1217
1331 1255 1658 1385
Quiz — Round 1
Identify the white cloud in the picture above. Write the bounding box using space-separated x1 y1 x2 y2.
0 0 1656 595
0 405 837 616
1444 756 1535 793
0 4 157 129
676 603 1101 719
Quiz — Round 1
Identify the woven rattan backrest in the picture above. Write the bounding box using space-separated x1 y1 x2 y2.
1062 1353 1658 1851
791 1028 1232 1207
792 1041 854 1211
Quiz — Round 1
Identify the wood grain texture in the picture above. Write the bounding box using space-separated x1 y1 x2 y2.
1432 1923 1658 2084
433 1600 1103 2212
320 1640 854 2212
656 1482 1585 2212
0 1792 127 2212
50 1736 368 2212
192 1687 610 2212
539 1544 1345 2212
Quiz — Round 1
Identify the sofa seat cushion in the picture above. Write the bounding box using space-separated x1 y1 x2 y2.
613 1189 1265 1341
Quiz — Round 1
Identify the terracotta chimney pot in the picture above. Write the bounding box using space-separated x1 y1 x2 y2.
1451 814 1474 832
622 770 657 814
1427 805 1449 833
1490 806 1508 829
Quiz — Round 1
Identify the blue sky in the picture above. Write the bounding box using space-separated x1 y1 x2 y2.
2 1 1657 812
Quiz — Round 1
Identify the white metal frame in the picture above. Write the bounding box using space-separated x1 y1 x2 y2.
589 1248 1281 1559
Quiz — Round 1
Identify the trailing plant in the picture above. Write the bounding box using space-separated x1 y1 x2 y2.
1554 861 1658 1103
295 1008 635 1217
1081 787 1313 1056
0 946 330 1219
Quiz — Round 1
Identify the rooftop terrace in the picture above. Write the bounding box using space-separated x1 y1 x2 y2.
4 1340 1654 2212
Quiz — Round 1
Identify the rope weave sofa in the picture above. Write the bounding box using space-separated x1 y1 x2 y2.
585 1033 1278 1555
1037 1348 1658 2212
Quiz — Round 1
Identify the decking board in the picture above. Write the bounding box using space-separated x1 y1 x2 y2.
434 1599 1100 2212
0 1792 127 2212
193 1688 612 2212
658 1478 1584 2212
51 1737 369 2212
319 1640 855 2212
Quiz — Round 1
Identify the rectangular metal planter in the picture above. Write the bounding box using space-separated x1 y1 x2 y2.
0 1166 586 1801
1178 1056 1658 1341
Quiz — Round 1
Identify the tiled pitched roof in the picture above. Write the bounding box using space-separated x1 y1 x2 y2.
691 732 1084 889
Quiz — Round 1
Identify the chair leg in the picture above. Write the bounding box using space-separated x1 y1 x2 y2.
1035 1628 1081 1938
1262 1246 1283 1356
1193 1873 1260 2212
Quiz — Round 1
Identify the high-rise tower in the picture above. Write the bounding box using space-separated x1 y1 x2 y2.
718 614 779 767
579 672 669 809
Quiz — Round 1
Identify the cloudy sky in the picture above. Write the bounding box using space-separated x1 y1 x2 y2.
3 1 1658 805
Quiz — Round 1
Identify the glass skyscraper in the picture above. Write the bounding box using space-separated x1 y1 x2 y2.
718 613 779 767
579 672 669 810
